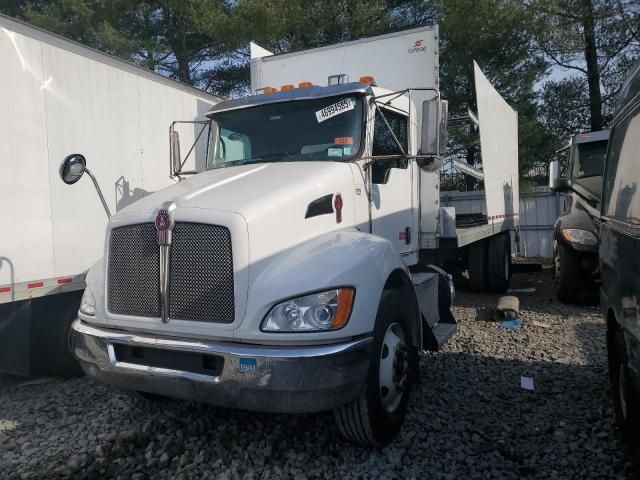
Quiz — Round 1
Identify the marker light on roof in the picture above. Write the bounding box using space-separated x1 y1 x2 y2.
281 84 294 91
298 81 313 88
263 87 278 94
359 76 375 85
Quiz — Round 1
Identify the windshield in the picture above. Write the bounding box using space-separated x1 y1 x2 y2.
572 140 608 178
207 95 364 169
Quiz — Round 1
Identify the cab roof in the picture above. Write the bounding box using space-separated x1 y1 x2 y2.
205 82 373 117
574 130 610 144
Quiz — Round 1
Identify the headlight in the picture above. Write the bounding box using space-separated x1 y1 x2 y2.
560 228 598 246
261 288 355 332
79 287 96 316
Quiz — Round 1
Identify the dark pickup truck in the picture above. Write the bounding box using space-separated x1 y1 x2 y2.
549 130 609 303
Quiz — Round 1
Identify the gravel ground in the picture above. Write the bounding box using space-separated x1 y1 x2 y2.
0 270 637 479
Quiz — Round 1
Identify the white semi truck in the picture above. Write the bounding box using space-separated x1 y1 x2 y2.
0 14 219 377
63 26 519 446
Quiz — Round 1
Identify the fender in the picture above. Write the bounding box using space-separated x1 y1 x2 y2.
234 228 414 344
554 199 599 254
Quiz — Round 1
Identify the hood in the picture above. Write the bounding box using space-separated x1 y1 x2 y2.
115 161 354 219
100 160 359 339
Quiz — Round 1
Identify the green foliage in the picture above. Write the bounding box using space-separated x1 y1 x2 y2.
540 77 591 141
528 0 640 131
2 0 636 184
435 0 549 179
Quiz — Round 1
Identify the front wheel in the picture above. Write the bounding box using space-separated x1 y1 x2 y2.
334 290 417 447
554 243 581 303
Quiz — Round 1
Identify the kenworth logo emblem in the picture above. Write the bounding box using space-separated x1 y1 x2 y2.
155 209 171 246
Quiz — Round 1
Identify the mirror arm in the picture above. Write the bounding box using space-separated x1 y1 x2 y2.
179 121 209 171
84 168 112 219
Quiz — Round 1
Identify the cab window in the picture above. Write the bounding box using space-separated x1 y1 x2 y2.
217 128 251 162
371 109 408 184
372 109 408 156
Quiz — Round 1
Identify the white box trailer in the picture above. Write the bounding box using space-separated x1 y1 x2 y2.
63 26 520 447
0 14 219 376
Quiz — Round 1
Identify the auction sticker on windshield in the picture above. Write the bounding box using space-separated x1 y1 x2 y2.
316 98 355 123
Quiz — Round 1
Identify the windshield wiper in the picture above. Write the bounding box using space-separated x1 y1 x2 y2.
241 153 295 165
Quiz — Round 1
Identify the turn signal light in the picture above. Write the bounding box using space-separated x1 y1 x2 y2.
298 81 313 88
359 75 375 85
281 84 294 91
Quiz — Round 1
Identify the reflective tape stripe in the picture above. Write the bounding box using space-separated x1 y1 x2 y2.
0 275 86 304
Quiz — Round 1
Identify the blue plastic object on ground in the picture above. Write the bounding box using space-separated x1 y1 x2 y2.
499 318 521 329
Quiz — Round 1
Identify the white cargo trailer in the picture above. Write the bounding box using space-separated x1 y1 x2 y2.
64 26 519 447
0 14 219 376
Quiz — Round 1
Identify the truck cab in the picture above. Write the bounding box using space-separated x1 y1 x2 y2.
549 130 610 303
60 27 518 447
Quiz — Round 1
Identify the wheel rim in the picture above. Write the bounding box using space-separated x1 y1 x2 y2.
379 323 407 413
620 366 628 421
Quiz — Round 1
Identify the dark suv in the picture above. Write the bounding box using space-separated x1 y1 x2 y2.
600 60 640 459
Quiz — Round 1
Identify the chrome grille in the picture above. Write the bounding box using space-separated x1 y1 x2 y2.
169 223 235 323
108 224 160 318
107 222 235 323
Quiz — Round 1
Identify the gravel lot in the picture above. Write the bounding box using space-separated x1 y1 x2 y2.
0 270 637 479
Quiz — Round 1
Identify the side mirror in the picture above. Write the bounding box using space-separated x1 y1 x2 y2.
420 99 448 160
58 153 112 218
59 154 87 185
549 159 570 192
170 129 181 176
553 177 571 192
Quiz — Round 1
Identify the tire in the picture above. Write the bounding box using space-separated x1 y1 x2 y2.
468 240 488 292
334 290 418 447
554 243 582 303
487 234 511 293
608 328 640 459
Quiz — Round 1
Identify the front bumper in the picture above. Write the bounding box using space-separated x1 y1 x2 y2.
70 319 372 413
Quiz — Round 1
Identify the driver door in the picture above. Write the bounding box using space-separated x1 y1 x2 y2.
370 108 417 259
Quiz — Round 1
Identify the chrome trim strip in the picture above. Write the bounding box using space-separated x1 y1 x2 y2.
74 320 372 359
159 245 170 323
